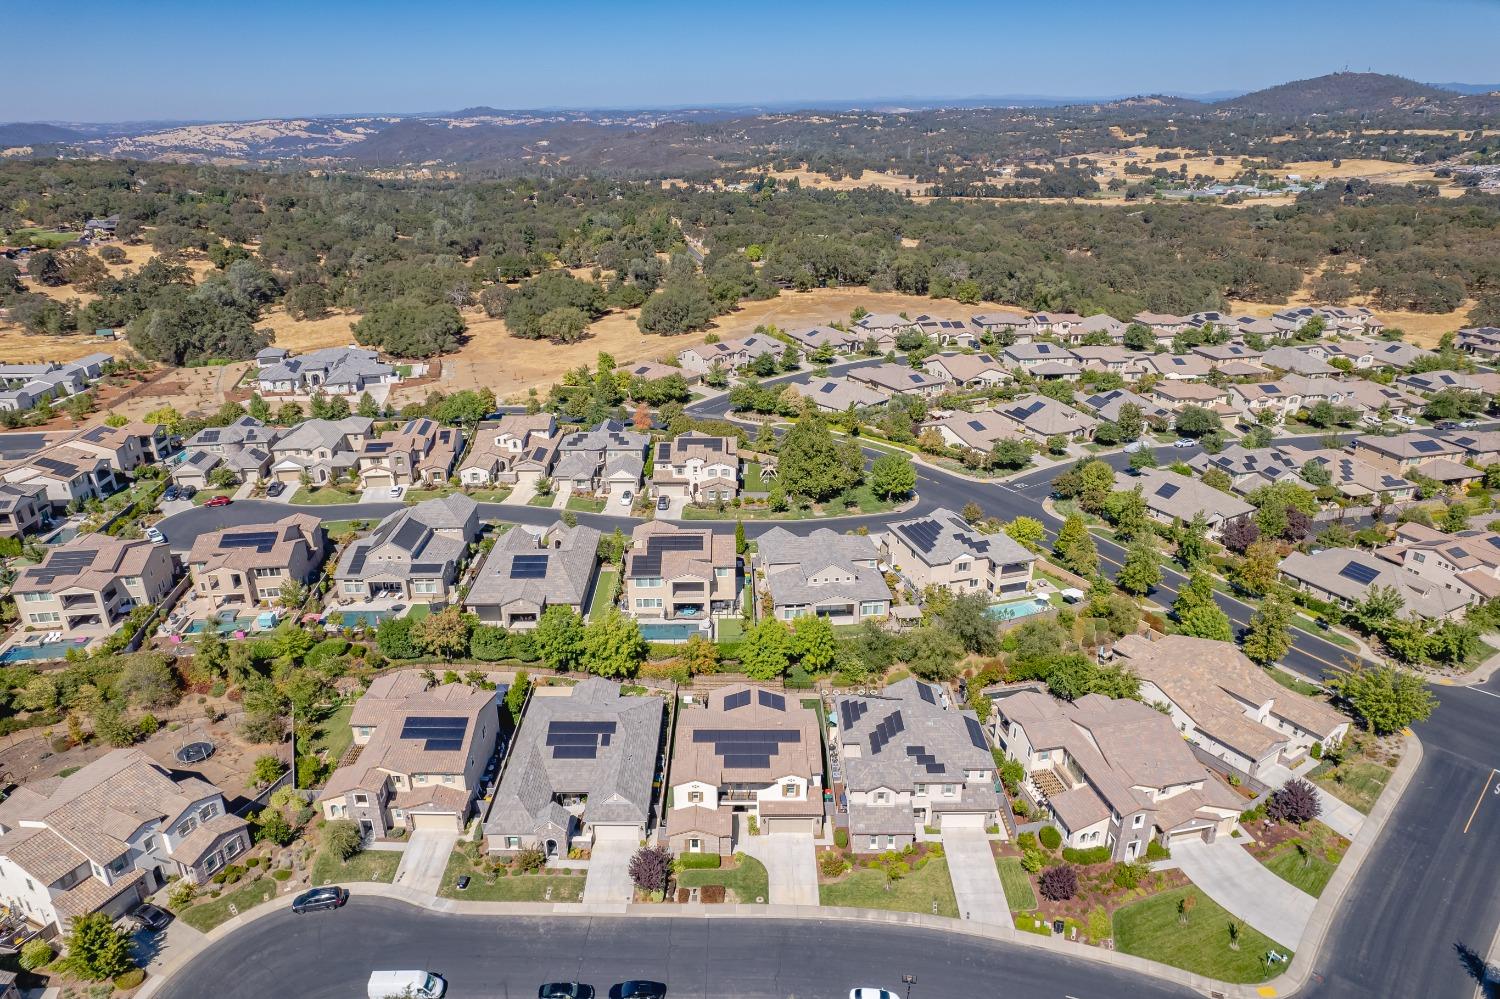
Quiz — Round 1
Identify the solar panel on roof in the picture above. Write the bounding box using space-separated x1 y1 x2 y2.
818 383 836 394
917 683 936 704
1155 483 1180 499
967 420 985 431
510 554 549 579
963 716 989 751
648 535 704 552
898 520 942 555
724 689 751 711
1338 561 1380 585
757 690 785 711
1410 440 1441 454
552 745 598 760
722 754 771 769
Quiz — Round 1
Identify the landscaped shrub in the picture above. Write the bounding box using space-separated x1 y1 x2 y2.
1038 825 1062 850
1144 840 1171 862
628 845 673 893
1110 860 1149 889
1267 778 1322 825
1038 864 1079 902
114 969 146 991
819 850 849 878
676 852 722 870
834 828 848 849
1061 845 1112 866
1020 848 1044 873
323 819 363 860
1240 803 1267 824
514 847 546 874
1015 831 1038 852
19 938 54 970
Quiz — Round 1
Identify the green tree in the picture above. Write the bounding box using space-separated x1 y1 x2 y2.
1176 512 1210 569
351 299 465 358
414 606 472 659
790 614 837 672
1242 591 1294 666
1003 516 1046 552
580 610 647 678
740 618 793 680
504 669 530 722
1053 514 1098 577
534 605 586 671
1329 665 1437 734
1235 539 1282 597
254 807 295 846
777 415 862 501
1175 406 1222 438
1118 539 1161 595
869 451 917 500
58 913 134 981
938 591 1001 656
1077 460 1116 514
1114 403 1145 442
901 624 966 681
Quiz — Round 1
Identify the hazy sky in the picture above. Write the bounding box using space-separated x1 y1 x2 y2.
10 0 1500 122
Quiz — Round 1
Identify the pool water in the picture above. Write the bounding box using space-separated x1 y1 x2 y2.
638 621 709 642
185 616 256 635
332 611 389 628
1 638 89 663
44 527 79 545
985 597 1053 621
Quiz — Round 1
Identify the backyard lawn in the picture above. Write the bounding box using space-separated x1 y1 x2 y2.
310 847 400 887
819 856 959 918
1113 885 1292 983
677 854 769 903
716 618 745 645
438 851 584 901
995 856 1037 911
302 701 354 781
5 227 81 248
1311 761 1392 814
321 518 374 538
743 462 771 492
589 567 620 621
177 876 282 932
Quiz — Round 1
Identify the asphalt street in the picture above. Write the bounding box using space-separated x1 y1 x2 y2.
152 898 1201 999
151 374 1500 997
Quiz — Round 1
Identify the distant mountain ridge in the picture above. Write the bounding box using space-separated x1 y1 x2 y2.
1214 72 1450 114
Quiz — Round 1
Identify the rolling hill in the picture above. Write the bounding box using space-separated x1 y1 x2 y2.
1214 72 1450 115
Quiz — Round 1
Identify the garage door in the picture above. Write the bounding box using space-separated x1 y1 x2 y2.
592 823 639 842
1170 828 1210 844
939 812 987 830
765 816 817 835
410 811 459 832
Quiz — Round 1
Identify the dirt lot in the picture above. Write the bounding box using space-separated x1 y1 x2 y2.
767 165 932 195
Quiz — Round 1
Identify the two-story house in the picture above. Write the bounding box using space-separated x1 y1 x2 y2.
621 522 739 625
0 483 49 539
319 673 499 836
833 679 998 852
552 420 649 498
358 418 462 489
465 521 600 629
667 685 824 855
13 535 176 641
334 495 479 606
650 433 740 505
458 414 558 487
883 507 1036 600
268 416 373 486
187 514 326 611
0 749 249 932
757 527 891 624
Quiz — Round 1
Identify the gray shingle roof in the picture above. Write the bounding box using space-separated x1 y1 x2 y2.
465 522 600 612
836 679 996 795
888 507 1034 569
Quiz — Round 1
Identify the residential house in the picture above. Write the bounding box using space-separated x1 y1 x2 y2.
255 346 398 397
0 483 48 538
922 352 1008 388
1261 347 1339 378
1112 634 1350 779
833 678 998 852
465 521 600 630
650 433 739 504
1193 344 1265 365
1443 430 1500 467
318 673 499 836
786 378 885 413
188 514 327 611
912 314 980 348
1457 327 1500 360
619 361 693 385
177 417 279 486
757 527 891 624
1290 448 1418 502
1 449 120 512
1070 346 1147 380
1132 311 1189 338
1279 547 1470 620
1001 342 1077 370
1316 306 1385 336
677 340 746 376
992 394 1097 442
784 325 865 356
0 750 249 933
970 310 1034 340
1079 388 1171 426
992 691 1242 858
1398 369 1483 395
357 418 462 489
1115 468 1254 538
1028 313 1087 339
920 410 1031 454
667 685 823 855
458 414 558 487
852 313 919 351
1337 380 1426 421
13 535 175 640
1378 523 1500 606
333 495 479 606
1139 353 1214 381
1150 380 1232 412
1230 375 1348 419
485 678 663 856
883 507 1035 599
1349 433 1466 476
622 522 739 624
1299 340 1378 369
846 363 948 398
552 419 648 497
268 416 373 486
1067 314 1128 344
184 416 280 456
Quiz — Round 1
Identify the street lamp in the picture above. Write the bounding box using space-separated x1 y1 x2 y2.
902 974 917 999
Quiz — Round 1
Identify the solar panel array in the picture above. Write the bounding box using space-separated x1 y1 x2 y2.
724 689 751 711
691 727 801 769
1155 483 1180 499
545 720 616 760
867 710 905 756
963 716 989 751
399 715 470 752
757 689 785 711
898 520 942 554
27 548 97 586
917 683 936 705
1338 561 1380 585
220 531 278 554
905 744 946 775
510 554 550 579
838 699 868 730
1410 439 1442 454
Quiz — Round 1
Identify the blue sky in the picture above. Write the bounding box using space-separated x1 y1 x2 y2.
10 0 1500 122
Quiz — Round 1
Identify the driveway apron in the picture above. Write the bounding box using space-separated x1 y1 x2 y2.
939 828 1008 926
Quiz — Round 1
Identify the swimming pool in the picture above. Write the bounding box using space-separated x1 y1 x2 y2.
332 611 390 628
43 527 79 545
985 597 1054 621
0 638 89 663
638 621 709 642
185 616 257 636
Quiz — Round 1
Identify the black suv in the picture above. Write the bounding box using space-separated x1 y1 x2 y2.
131 902 173 932
539 985 594 999
290 886 349 913
609 984 665 999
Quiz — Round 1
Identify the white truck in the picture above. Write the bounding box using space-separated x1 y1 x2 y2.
366 970 447 998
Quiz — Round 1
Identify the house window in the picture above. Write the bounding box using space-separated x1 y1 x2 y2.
1132 814 1145 829
782 782 797 798
443 774 455 784
688 838 701 853
223 837 243 860
353 793 369 806
874 791 888 804
177 817 197 836
638 577 663 588
413 580 440 594
506 836 521 849
859 602 884 616
203 852 222 874
28 612 60 625
868 836 879 850
688 790 704 804
20 592 47 602
914 784 926 796
199 803 218 822
635 598 663 609
141 836 156 852
343 582 363 593
715 567 730 578
885 835 895 848
956 561 970 573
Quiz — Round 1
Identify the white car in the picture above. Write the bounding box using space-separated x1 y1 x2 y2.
1172 438 1195 448
1393 415 1417 426
1123 441 1145 453
850 990 899 999
619 489 633 506
388 486 403 498
1460 420 1480 428
144 526 167 544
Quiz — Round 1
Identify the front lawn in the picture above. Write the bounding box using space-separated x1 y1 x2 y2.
996 856 1037 911
677 854 769 903
819 855 959 918
310 846 400 886
589 567 620 621
1263 843 1340 898
437 850 584 901
683 483 906 521
291 486 361 505
177 876 280 932
743 462 771 492
1311 760 1391 815
566 495 608 514
1113 885 1292 983
528 494 558 507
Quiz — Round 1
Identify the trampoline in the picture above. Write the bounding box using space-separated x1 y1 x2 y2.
175 741 215 765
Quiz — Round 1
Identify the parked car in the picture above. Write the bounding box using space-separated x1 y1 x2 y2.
619 489 633 506
291 886 348 913
144 526 167 544
368 971 445 999
609 984 664 999
1435 420 1459 430
1171 438 1195 448
849 990 899 999
389 486 403 498
179 484 197 499
266 481 286 497
206 495 232 507
130 902 173 932
456 875 471 891
1393 415 1417 426
162 485 180 502
539 985 594 999
656 496 670 511
1460 420 1480 429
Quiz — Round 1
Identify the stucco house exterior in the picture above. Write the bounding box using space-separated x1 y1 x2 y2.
333 495 479 606
756 527 891 624
465 522 600 629
187 514 327 611
13 535 176 641
883 507 1035 600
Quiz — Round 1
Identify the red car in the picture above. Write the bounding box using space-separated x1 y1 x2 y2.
205 495 233 507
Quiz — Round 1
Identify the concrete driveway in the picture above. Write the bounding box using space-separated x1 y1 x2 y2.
392 830 458 896
940 829 1008 926
1171 837 1313 947
502 479 537 505
738 832 815 905
582 835 636 903
1264 763 1364 838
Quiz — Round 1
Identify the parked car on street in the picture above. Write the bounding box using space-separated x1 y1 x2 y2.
609 984 665 999
1393 415 1417 426
206 495 232 507
539 985 595 999
368 971 444 999
291 886 348 913
144 526 167 544
1171 439 1194 448
849 990 899 999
